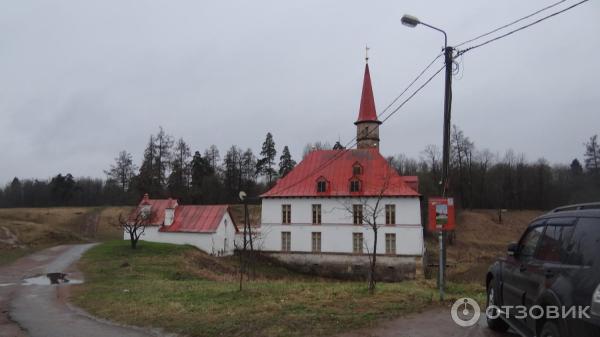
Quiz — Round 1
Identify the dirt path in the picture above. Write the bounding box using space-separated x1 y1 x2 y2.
0 244 164 337
337 305 519 337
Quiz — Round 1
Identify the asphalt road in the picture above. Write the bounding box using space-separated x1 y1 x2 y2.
337 305 519 337
0 244 163 337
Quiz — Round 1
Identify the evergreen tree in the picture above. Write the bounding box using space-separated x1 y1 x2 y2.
167 138 191 199
137 135 159 196
278 146 296 177
584 135 600 175
224 146 243 200
190 151 214 203
257 132 277 183
570 159 583 176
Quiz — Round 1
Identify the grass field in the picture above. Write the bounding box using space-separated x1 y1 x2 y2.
0 207 130 265
73 240 485 337
425 209 543 283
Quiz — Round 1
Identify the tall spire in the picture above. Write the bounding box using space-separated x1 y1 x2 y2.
355 51 382 150
355 59 380 125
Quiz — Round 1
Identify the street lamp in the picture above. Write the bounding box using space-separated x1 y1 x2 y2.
401 13 453 301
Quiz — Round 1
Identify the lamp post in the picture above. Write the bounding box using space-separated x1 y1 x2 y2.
401 14 453 301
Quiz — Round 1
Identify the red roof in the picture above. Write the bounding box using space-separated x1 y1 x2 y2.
130 198 172 225
261 149 419 198
160 205 238 233
355 63 381 124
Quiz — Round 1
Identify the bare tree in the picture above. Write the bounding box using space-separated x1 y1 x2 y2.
116 208 154 249
340 173 391 294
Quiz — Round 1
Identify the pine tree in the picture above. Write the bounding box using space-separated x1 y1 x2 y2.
167 138 191 199
278 146 296 177
570 159 583 176
257 132 277 183
584 135 600 175
137 135 159 196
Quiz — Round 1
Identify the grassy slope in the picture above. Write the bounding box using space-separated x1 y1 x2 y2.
0 207 130 265
425 209 544 283
73 240 485 337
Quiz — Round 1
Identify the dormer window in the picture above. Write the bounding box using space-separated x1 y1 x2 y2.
316 177 328 193
352 163 363 175
350 179 361 193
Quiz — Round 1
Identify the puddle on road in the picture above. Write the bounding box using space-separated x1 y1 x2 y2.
22 272 83 286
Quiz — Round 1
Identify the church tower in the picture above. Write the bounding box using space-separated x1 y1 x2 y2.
355 55 382 150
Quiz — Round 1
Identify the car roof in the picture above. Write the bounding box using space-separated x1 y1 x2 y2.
531 202 600 224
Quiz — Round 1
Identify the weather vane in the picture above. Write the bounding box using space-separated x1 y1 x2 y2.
365 44 370 63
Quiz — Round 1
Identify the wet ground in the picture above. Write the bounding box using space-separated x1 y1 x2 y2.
0 244 165 337
337 304 519 337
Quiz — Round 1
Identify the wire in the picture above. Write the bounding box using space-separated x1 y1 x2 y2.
457 0 590 56
455 0 568 48
377 53 443 119
269 64 446 196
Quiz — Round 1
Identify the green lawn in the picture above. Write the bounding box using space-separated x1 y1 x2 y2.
73 241 485 337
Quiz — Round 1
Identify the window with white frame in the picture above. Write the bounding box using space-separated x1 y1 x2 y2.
353 232 363 253
281 204 291 224
281 231 291 251
385 233 396 254
312 232 321 252
385 204 396 225
353 204 363 225
312 204 322 224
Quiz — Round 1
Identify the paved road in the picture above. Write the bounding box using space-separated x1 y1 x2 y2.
337 305 519 337
0 244 162 337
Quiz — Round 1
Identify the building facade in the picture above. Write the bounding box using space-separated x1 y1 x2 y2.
256 61 424 280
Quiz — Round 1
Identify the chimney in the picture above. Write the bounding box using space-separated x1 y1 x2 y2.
140 193 151 218
164 198 178 226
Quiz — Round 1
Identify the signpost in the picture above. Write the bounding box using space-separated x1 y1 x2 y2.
428 197 455 300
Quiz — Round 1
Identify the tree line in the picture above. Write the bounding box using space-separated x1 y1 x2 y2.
0 127 297 207
388 126 600 210
1 125 598 209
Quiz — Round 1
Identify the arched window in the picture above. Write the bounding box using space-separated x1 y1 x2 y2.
349 179 361 193
316 177 328 193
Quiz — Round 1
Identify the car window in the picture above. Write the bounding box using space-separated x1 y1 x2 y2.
535 224 574 263
519 225 545 258
564 217 600 266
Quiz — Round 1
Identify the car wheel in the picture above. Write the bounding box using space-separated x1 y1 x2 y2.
486 278 509 332
540 320 561 337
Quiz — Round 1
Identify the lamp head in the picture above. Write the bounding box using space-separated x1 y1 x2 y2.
401 14 420 28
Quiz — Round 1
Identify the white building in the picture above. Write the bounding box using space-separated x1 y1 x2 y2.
127 195 239 256
255 60 424 280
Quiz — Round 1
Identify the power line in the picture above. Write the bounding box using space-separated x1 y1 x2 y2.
455 0 568 48
457 0 590 56
269 63 446 196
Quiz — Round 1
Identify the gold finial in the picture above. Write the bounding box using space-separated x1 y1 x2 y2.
365 44 370 63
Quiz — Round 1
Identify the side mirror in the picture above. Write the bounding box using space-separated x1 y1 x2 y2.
507 242 519 257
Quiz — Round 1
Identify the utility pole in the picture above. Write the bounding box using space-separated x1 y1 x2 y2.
440 45 454 301
401 14 453 301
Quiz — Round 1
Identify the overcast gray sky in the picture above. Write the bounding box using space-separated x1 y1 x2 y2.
1 0 599 183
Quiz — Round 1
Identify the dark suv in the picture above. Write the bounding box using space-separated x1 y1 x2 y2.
486 203 600 337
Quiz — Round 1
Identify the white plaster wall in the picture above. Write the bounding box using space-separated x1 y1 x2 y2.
124 212 237 256
259 197 423 256
261 197 421 226
258 223 423 255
